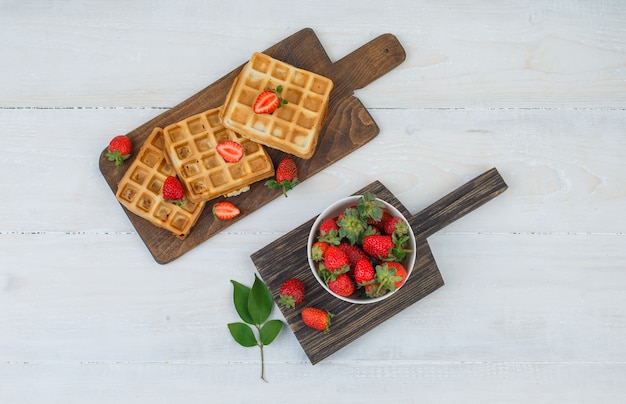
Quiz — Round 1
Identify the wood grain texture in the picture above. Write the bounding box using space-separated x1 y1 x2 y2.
98 28 405 264
2 1 626 402
252 170 506 364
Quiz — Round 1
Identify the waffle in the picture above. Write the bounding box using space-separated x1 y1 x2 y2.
220 52 334 159
115 128 205 240
162 107 275 202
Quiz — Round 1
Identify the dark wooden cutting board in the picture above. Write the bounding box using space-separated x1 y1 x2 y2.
98 28 406 264
251 168 508 364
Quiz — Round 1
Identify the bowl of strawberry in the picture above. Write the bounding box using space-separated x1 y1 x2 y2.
307 192 416 304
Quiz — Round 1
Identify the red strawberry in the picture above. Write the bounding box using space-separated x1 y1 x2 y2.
162 176 185 204
106 135 132 167
363 234 411 261
311 241 329 262
327 273 355 297
278 278 305 308
317 217 340 245
383 217 409 236
353 258 375 286
376 262 408 291
336 243 368 270
368 211 392 227
253 86 287 114
265 157 298 197
364 282 386 298
323 246 350 274
216 140 244 163
301 307 332 332
362 234 395 260
212 201 240 220
319 217 339 235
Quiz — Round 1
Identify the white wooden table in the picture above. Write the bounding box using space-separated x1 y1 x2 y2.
2 1 625 402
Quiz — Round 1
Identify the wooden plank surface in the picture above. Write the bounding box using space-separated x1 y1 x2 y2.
2 1 626 402
98 28 405 264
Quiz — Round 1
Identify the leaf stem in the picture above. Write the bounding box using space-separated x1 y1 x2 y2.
256 324 267 383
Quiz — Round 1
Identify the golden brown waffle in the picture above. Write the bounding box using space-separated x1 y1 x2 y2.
115 128 205 240
220 52 334 159
162 107 275 202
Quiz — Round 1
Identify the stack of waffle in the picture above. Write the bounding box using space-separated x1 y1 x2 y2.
114 53 333 238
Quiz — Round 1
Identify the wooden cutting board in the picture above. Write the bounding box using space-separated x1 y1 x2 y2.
251 168 508 364
98 28 406 264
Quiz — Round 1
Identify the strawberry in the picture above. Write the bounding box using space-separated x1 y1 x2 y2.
336 243 368 271
322 246 350 274
265 157 298 197
364 282 386 299
362 234 411 261
319 217 339 235
301 307 333 332
311 241 329 262
376 262 408 292
337 207 368 245
362 234 394 260
106 135 132 167
162 176 185 204
253 86 288 114
216 140 244 163
278 278 305 308
317 217 340 245
356 191 384 222
383 216 409 237
368 211 392 227
327 273 355 297
212 201 240 220
353 258 375 286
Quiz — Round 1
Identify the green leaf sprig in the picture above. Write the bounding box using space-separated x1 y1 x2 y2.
228 274 283 382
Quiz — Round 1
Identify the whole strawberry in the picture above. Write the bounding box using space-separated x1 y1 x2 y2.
383 217 409 237
327 273 355 297
278 278 305 309
353 258 375 286
322 245 350 274
336 243 368 271
301 307 333 333
311 241 329 262
376 262 408 292
317 217 340 245
265 157 298 197
162 176 185 204
363 234 411 261
106 135 132 167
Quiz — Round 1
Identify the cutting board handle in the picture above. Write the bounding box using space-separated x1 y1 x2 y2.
408 168 508 238
330 33 406 93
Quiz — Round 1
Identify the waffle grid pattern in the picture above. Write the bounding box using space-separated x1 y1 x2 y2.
220 52 333 159
115 128 205 240
163 107 274 202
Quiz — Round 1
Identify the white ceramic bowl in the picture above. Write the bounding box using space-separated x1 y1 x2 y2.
307 195 416 304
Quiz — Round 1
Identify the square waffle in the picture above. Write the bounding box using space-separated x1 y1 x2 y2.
115 128 205 240
220 52 334 159
162 107 275 203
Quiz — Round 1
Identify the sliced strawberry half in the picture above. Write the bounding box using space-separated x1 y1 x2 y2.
212 201 241 220
216 140 244 163
253 86 287 114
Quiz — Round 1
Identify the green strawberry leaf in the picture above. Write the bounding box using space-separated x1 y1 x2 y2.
227 322 258 347
260 319 283 345
248 274 273 325
231 280 253 324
